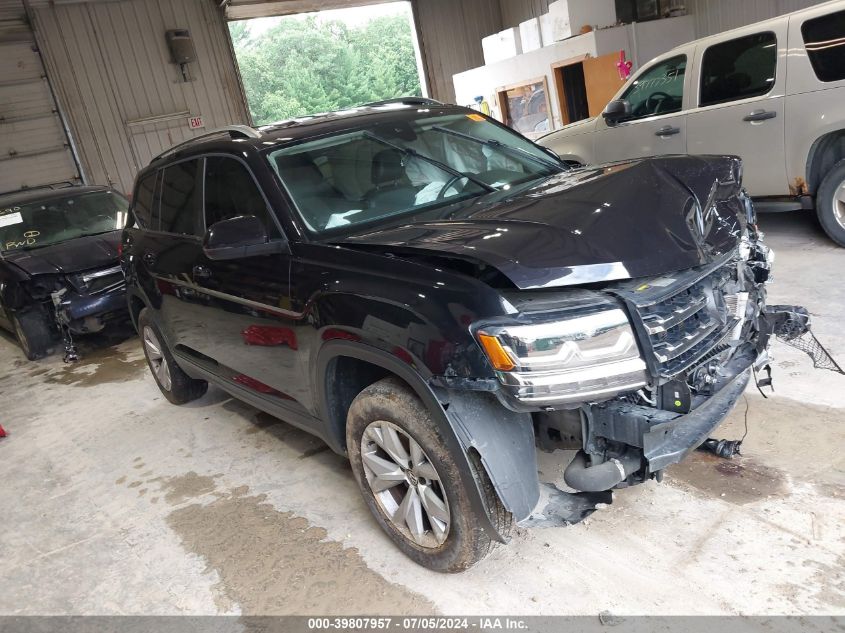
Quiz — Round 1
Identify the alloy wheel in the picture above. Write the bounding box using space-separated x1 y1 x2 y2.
834 178 845 230
360 420 451 548
143 326 172 392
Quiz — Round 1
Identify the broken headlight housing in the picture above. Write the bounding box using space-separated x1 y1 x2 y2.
476 308 648 406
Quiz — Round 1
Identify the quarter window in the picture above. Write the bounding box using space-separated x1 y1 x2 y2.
203 156 279 236
699 32 777 106
802 9 845 82
132 171 157 229
619 55 686 121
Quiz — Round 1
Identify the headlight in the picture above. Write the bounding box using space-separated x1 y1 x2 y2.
476 308 648 406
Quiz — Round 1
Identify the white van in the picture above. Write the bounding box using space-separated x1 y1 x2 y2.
540 1 845 246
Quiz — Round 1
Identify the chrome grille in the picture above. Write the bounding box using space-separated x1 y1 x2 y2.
615 260 740 379
68 265 125 295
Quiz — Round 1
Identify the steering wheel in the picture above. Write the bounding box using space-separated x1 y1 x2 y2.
645 91 672 115
436 175 465 201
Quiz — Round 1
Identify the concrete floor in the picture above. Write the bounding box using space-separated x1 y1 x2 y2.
0 211 843 616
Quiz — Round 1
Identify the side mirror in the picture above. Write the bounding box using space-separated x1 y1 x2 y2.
203 215 285 260
602 99 632 125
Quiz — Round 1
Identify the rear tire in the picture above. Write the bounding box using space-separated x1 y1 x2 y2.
346 377 512 572
816 159 845 248
138 309 207 404
12 307 54 361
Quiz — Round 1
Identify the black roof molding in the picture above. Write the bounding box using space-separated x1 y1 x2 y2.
152 125 261 163
362 97 444 107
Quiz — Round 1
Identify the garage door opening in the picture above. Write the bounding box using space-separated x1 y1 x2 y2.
228 2 424 126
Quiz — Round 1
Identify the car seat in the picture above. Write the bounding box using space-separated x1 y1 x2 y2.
366 149 418 212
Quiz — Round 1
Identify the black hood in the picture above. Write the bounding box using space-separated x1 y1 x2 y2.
340 155 747 289
3 231 120 276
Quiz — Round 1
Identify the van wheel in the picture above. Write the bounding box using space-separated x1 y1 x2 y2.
12 308 53 361
138 309 207 404
817 159 845 248
346 377 512 572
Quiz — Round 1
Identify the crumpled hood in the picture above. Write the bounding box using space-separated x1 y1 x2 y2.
4 231 120 276
341 155 747 289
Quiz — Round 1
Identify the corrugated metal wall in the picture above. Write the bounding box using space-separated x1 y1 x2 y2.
685 0 828 37
496 0 830 37
29 0 249 194
498 0 549 28
0 0 25 21
0 0 81 193
413 0 504 103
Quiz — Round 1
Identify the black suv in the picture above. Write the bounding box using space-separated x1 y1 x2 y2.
1 185 129 360
123 99 804 572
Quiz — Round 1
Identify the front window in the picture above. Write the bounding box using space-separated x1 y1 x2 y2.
267 111 562 235
620 55 686 121
0 190 128 253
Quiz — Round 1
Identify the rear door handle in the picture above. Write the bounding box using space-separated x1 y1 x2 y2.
142 251 156 267
655 125 681 137
743 110 777 122
192 265 212 280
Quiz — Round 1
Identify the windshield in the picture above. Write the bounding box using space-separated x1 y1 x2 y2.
267 112 563 235
0 191 129 253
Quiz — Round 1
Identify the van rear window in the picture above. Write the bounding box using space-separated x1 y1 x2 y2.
801 9 845 82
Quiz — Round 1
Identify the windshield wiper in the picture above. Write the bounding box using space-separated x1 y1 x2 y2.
362 131 496 194
430 125 564 172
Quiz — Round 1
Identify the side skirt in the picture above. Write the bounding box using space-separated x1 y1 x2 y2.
172 349 333 449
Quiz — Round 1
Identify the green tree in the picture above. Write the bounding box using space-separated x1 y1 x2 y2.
229 12 422 125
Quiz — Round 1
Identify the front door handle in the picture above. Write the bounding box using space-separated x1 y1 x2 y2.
192 265 212 280
142 251 156 267
655 125 681 137
743 110 777 122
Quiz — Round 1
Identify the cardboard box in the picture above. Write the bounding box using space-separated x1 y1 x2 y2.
547 0 617 43
519 17 543 53
482 27 523 64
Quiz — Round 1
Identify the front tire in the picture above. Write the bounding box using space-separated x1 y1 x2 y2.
816 159 845 247
346 377 512 572
138 309 207 404
12 307 54 361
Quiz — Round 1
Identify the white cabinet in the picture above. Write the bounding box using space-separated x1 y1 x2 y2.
482 28 523 65
547 0 617 42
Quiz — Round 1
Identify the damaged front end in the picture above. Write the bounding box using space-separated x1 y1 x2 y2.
474 194 816 497
12 265 127 361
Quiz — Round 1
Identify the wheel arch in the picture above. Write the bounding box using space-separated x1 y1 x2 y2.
806 130 845 195
128 293 146 331
316 340 539 535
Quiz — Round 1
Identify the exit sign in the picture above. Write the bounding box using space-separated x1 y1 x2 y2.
188 115 205 129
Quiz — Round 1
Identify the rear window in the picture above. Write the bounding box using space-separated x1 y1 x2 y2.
802 9 845 82
700 32 777 106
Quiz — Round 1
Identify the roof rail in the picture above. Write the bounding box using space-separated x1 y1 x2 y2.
363 97 444 108
152 125 261 162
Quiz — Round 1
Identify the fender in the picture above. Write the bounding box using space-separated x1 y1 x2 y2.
442 390 539 522
316 340 538 541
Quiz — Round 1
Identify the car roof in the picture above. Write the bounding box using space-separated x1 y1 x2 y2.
146 100 473 169
0 185 114 208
